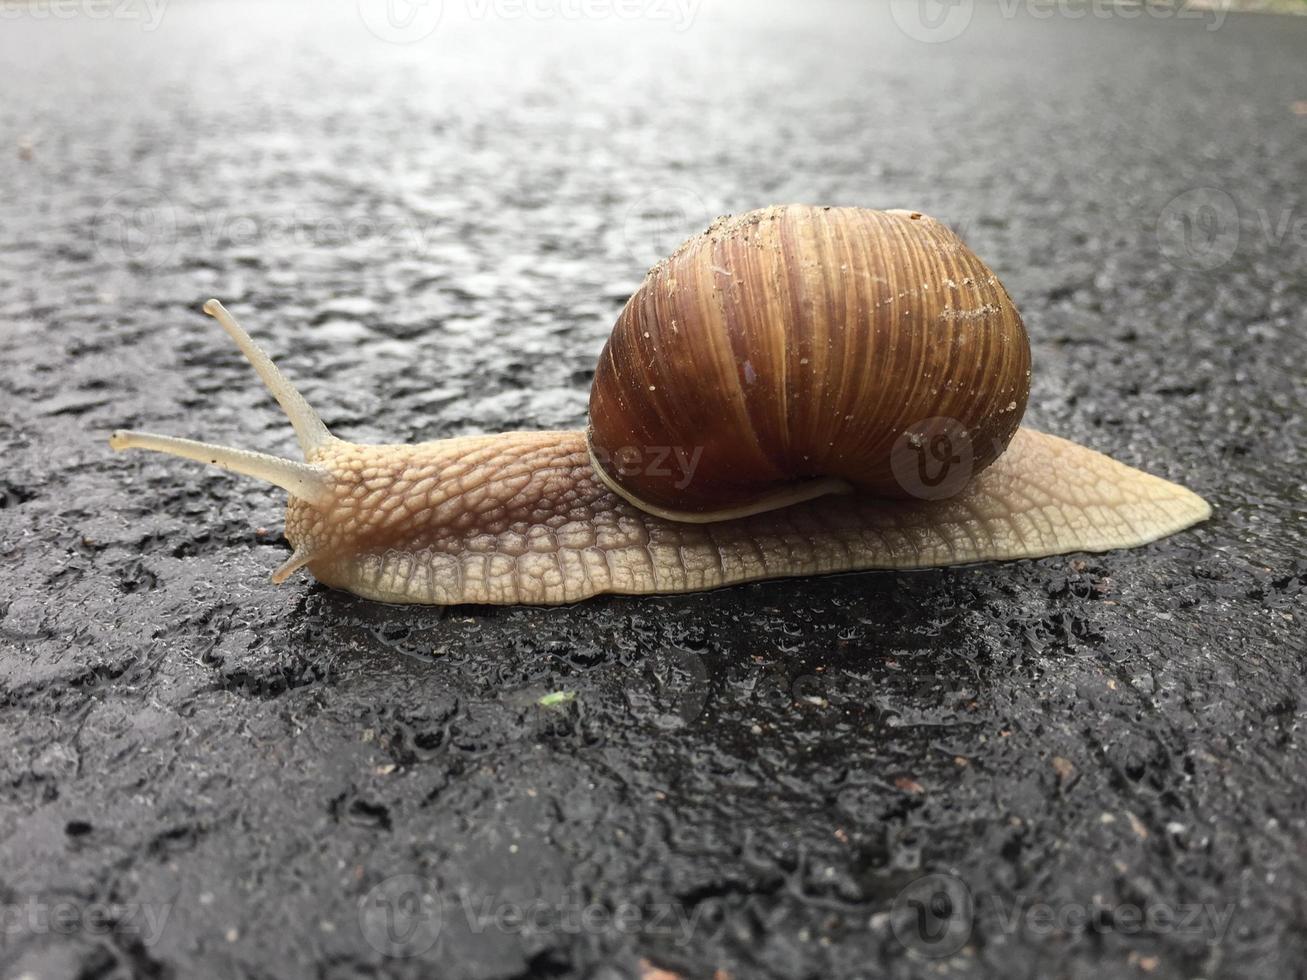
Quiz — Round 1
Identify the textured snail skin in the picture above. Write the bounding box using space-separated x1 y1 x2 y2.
285 427 1210 605
109 292 1209 606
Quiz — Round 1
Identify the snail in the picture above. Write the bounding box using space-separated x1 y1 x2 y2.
109 206 1210 605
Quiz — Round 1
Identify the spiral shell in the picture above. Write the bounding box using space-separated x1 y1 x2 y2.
586 205 1031 520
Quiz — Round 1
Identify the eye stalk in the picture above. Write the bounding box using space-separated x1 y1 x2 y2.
108 300 335 504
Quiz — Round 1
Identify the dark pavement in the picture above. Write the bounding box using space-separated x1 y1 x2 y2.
1 1 1305 977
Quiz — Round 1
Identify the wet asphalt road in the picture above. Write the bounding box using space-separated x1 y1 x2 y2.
1 1 1306 978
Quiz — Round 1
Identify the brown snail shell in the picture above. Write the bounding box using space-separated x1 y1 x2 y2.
586 205 1032 521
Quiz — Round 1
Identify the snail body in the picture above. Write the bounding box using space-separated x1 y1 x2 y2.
110 206 1210 605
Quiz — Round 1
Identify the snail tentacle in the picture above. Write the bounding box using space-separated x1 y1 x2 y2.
108 301 337 504
271 546 319 585
201 299 335 457
108 430 333 505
